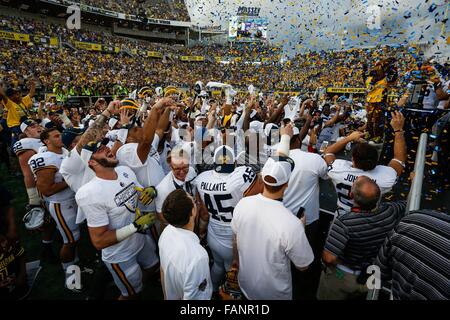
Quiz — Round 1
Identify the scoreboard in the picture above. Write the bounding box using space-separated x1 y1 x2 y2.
228 16 268 42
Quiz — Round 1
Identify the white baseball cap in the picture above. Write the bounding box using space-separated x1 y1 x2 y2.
261 156 295 187
20 119 37 133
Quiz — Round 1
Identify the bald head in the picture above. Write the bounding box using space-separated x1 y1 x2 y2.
352 176 381 210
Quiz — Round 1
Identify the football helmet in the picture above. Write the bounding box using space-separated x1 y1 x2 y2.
23 207 45 231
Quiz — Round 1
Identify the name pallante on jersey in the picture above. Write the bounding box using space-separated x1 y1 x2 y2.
200 182 227 192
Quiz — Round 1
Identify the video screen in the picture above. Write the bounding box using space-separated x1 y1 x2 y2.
229 16 268 42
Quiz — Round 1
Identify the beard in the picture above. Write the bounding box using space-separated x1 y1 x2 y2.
96 157 119 168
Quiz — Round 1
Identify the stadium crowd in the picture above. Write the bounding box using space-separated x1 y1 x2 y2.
0 9 449 302
0 14 426 99
75 0 191 21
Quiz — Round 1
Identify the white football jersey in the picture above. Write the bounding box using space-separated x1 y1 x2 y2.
75 166 144 264
12 138 43 156
116 142 165 188
327 159 397 212
422 84 438 109
195 166 256 227
60 149 96 224
28 149 74 202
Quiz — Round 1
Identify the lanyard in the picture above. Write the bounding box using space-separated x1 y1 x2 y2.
173 179 193 196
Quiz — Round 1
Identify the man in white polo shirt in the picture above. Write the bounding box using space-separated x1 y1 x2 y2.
155 145 197 232
231 156 314 300
159 189 212 300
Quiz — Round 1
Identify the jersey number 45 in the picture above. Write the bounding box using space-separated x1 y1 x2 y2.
204 193 234 223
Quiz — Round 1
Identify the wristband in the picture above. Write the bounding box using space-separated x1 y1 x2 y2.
116 223 137 242
26 187 41 206
391 158 405 168
103 109 112 118
58 112 73 128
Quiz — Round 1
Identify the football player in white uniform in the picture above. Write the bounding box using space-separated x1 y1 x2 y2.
28 127 80 289
60 100 120 223
13 119 58 262
194 145 263 291
422 81 439 110
13 119 45 210
75 140 158 300
324 111 407 215
60 100 122 299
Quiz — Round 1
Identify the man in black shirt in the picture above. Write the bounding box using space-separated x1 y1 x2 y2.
0 185 27 299
317 176 407 300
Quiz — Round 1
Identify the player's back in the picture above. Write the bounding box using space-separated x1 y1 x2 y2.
328 159 397 212
195 166 256 227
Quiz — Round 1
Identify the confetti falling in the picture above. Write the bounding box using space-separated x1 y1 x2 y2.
186 0 449 61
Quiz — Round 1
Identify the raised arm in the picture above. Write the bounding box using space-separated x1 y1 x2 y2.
265 95 289 125
298 112 312 144
242 96 254 132
323 105 341 127
388 111 407 176
323 130 366 165
0 83 7 104
155 107 172 140
37 101 45 120
28 78 36 99
76 100 120 153
137 97 174 163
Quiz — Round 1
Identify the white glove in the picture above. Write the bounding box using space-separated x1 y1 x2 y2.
200 98 209 114
58 112 73 128
248 84 255 95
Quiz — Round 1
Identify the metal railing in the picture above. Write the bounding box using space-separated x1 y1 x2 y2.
406 133 428 213
367 132 428 300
